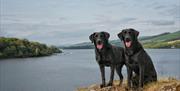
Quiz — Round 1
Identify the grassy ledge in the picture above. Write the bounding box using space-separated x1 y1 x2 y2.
77 78 180 91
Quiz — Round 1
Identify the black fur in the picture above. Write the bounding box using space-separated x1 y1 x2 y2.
89 32 125 88
118 28 157 89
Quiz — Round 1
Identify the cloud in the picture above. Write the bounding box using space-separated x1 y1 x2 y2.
154 5 167 10
1 15 177 45
97 0 124 7
1 0 179 45
95 14 137 25
0 30 8 37
150 1 180 20
120 18 137 23
159 5 180 17
146 20 175 26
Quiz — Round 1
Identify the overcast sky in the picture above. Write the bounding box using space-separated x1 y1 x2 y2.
0 0 180 45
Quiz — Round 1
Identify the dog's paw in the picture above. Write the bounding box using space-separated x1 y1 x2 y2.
118 81 123 86
118 83 122 87
125 87 131 91
100 84 106 88
107 82 113 86
125 86 129 91
125 86 134 91
137 87 143 91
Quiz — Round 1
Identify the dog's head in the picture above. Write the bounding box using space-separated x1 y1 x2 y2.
117 28 139 48
89 32 110 50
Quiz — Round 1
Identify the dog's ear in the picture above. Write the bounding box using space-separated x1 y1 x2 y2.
130 28 139 37
135 30 139 37
117 31 124 41
102 32 110 39
89 33 96 43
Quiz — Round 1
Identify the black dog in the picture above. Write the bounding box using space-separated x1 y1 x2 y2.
89 32 125 88
117 28 157 89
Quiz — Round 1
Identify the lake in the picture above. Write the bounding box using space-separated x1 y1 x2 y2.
0 49 180 91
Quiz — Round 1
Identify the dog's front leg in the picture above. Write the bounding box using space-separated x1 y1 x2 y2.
99 65 105 88
139 65 144 88
127 67 133 88
107 65 115 86
116 64 124 86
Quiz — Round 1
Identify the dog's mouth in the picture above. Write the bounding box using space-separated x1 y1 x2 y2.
125 40 132 48
96 43 103 50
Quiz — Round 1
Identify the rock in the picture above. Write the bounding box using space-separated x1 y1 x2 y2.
77 79 180 91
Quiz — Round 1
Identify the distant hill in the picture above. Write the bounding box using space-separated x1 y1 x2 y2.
140 31 180 42
0 37 62 59
61 31 180 49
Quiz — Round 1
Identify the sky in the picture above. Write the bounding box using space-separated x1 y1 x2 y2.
0 0 180 45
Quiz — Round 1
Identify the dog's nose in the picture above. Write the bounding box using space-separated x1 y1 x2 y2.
125 38 130 42
97 40 102 44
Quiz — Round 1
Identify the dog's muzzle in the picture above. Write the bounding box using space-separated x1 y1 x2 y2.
96 41 103 49
125 38 132 48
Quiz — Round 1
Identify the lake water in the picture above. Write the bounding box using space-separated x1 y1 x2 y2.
0 49 180 91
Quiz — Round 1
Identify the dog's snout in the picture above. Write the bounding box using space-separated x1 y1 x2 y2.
97 40 102 44
125 38 131 42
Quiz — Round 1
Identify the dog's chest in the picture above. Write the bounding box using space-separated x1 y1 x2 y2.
102 53 112 61
99 53 113 65
125 55 138 67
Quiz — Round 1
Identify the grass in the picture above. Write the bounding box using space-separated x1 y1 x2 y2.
147 31 180 42
77 78 180 91
143 40 180 48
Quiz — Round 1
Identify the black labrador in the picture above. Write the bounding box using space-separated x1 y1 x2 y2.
89 32 125 88
117 28 157 89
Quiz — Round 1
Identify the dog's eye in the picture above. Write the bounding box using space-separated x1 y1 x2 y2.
100 35 103 38
94 35 98 38
128 32 131 34
124 31 127 34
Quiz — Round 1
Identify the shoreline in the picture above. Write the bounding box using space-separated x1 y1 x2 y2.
0 52 61 60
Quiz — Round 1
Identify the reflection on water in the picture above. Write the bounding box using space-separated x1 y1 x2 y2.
0 49 180 91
